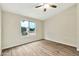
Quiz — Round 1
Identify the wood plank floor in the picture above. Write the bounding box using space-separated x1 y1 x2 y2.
2 40 79 56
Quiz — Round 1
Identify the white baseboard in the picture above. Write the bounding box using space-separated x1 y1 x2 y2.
2 39 42 50
45 37 76 47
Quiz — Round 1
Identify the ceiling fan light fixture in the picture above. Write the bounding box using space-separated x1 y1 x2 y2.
35 3 57 12
43 4 49 8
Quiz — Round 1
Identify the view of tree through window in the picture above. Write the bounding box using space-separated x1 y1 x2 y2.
20 20 36 36
21 21 29 35
29 21 36 33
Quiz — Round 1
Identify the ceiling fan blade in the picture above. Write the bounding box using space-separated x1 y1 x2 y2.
50 5 57 8
44 8 46 12
35 5 42 8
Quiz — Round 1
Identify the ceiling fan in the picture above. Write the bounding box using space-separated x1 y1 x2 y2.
35 3 57 12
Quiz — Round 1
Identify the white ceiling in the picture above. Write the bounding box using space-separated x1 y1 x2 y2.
0 3 75 20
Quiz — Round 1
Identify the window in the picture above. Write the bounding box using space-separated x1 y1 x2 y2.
29 21 36 33
20 20 36 36
21 20 29 35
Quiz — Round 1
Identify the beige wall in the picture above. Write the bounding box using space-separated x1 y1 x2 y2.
0 6 1 55
77 4 79 51
2 11 44 49
44 5 76 47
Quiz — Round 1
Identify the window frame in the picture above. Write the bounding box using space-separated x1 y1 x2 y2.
20 20 36 36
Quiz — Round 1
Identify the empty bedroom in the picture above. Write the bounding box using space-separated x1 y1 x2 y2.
0 3 79 56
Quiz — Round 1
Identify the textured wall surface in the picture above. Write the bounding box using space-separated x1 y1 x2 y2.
2 11 44 49
44 5 76 47
77 4 79 51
